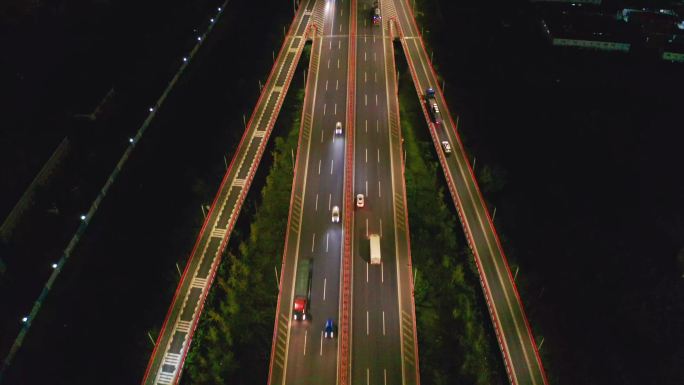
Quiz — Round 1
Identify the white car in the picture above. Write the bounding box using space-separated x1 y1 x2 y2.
441 141 452 155
335 121 343 135
356 194 364 208
332 206 340 223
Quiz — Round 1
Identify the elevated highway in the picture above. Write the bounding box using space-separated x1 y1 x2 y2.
390 0 550 384
141 0 316 383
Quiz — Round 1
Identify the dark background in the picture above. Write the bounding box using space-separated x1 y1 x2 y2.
417 0 684 384
0 0 682 384
0 0 292 383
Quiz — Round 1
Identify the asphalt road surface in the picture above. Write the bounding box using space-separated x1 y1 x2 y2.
349 1 419 385
268 0 349 384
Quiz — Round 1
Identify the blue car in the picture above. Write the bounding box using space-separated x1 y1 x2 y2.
324 319 335 338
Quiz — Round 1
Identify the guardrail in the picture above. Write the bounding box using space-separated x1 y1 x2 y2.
339 0 357 383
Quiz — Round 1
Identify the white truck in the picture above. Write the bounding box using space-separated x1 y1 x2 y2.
369 234 381 265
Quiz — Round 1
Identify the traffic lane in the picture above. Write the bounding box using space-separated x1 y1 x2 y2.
393 0 418 37
402 34 544 385
281 0 351 382
351 46 403 385
283 31 349 384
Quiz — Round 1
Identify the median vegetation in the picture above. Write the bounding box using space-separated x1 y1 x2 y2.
181 54 307 384
397 50 503 385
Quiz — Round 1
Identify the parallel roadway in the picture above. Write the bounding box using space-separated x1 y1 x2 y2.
141 0 316 383
390 0 549 384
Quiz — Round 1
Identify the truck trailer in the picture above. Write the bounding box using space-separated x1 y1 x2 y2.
369 234 381 265
292 258 313 320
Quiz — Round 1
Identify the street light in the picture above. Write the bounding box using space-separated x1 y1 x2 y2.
196 36 202 41
52 263 58 269
80 214 87 220
129 138 134 143
210 18 215 23
149 107 154 112
21 317 28 323
183 57 188 62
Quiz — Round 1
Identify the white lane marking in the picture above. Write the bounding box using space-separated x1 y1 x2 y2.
328 194 331 210
366 262 369 282
373 35 376 44
365 119 368 133
326 80 328 90
365 71 367 83
364 19 367 27
327 58 330 68
326 233 329 252
320 332 324 356
365 148 368 163
330 159 334 175
334 103 337 115
378 180 381 197
375 94 378 106
365 180 368 196
338 40 342 49
329 40 332 50
340 8 343 16
339 23 342 32
337 58 340 68
315 194 319 211
367 368 370 385
380 218 383 237
318 159 322 174
323 103 327 115
366 311 369 335
321 129 324 143
384 369 387 385
375 72 377 82
364 94 367 106
377 148 380 163
364 35 367 43
381 261 384 283
312 233 316 252
323 278 327 300
374 52 377 61
364 51 367 61
382 311 386 335
336 79 339 90
304 330 308 356
376 120 379 132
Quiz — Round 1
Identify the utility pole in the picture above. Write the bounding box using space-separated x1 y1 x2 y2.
514 266 519 282
176 263 182 277
492 206 497 221
243 113 247 129
200 204 207 218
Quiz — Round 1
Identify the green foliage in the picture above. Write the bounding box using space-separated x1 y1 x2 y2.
400 73 501 385
182 85 304 384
